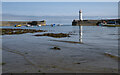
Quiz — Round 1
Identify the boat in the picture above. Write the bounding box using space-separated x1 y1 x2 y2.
38 25 42 27
14 24 22 27
101 24 120 27
57 24 63 26
51 24 55 27
98 20 120 27
26 24 31 27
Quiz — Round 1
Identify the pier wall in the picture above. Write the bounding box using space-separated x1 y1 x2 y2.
72 19 119 26
2 21 46 26
2 21 28 26
72 20 99 26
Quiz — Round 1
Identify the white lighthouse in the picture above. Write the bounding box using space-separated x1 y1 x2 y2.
79 10 83 21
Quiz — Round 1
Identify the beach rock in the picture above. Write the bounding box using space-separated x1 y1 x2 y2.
1 28 46 35
1 62 6 65
51 46 61 50
74 63 81 64
104 52 116 58
34 33 70 38
38 70 41 72
52 65 57 68
104 52 120 60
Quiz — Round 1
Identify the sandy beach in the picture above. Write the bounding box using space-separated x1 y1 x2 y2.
2 26 118 73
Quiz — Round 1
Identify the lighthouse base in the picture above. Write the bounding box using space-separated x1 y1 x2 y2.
72 20 99 26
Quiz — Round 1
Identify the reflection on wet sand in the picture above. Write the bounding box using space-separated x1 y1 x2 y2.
50 40 83 44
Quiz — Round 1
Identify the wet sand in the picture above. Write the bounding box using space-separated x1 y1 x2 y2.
2 26 118 73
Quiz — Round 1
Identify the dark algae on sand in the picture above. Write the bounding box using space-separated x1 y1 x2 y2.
1 28 46 35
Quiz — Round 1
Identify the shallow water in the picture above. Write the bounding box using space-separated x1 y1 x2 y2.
2 26 119 73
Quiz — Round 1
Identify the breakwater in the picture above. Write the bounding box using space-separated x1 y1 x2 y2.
2 21 28 26
2 21 46 26
72 19 120 26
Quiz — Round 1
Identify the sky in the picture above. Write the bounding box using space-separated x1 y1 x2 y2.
2 2 118 17
1 0 120 2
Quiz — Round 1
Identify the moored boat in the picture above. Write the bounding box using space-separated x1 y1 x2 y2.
14 24 22 27
102 24 120 27
57 24 63 26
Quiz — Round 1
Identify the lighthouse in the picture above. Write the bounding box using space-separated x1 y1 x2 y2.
79 10 83 21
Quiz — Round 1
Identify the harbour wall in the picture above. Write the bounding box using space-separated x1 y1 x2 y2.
2 21 46 26
2 21 28 26
72 19 120 26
